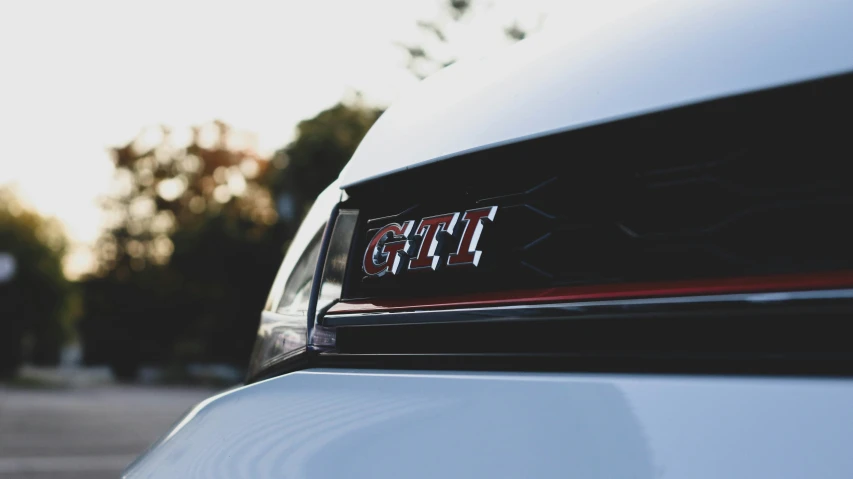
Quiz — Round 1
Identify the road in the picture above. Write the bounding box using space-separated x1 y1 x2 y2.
0 385 215 479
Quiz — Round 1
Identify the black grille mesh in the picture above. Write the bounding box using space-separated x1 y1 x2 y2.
340 72 853 301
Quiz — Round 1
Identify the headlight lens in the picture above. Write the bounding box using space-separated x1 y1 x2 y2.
247 228 322 377
246 182 343 380
310 209 359 348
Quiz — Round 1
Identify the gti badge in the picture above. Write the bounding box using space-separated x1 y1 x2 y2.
363 206 497 277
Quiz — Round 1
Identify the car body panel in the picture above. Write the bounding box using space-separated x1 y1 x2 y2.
127 2 853 476
125 369 853 479
339 0 853 187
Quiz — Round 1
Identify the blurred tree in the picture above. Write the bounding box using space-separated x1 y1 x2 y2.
400 0 543 79
265 99 383 222
80 102 380 380
94 121 278 276
0 188 75 378
80 122 286 379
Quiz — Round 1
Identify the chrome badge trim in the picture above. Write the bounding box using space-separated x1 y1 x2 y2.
322 288 853 327
363 206 497 276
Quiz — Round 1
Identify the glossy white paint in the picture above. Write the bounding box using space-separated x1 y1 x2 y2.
125 369 853 479
338 0 853 187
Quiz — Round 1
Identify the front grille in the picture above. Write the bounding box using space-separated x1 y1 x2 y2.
339 72 853 302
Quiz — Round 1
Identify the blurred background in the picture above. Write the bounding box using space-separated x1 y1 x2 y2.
0 0 651 477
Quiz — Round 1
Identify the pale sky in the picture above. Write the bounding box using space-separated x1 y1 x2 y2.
0 0 654 277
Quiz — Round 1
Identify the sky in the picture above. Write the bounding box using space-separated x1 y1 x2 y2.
0 0 653 278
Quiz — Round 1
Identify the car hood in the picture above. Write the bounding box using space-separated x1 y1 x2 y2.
338 0 853 188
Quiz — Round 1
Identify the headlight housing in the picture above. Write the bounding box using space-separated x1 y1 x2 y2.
246 182 353 380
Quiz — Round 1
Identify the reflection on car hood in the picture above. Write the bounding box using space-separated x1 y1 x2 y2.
339 0 853 187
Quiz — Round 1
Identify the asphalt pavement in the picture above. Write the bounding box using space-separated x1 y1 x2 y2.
0 385 215 479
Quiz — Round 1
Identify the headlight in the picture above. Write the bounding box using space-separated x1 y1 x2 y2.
310 208 359 347
246 181 351 380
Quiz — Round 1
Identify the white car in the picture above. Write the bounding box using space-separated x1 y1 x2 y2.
125 1 853 477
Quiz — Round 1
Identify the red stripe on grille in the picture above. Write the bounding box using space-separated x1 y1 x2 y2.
326 271 853 315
